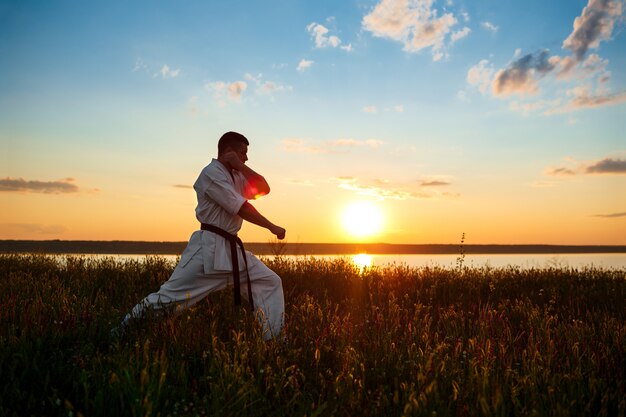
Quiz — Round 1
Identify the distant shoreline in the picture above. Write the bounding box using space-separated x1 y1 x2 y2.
2 240 625 255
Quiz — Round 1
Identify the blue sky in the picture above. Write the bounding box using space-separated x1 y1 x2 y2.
1 0 625 244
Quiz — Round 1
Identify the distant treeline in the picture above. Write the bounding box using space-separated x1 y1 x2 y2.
1 240 625 255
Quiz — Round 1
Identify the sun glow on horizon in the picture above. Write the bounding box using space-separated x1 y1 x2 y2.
341 201 384 239
352 253 373 269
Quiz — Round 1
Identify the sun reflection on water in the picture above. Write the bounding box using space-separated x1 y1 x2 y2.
352 253 373 270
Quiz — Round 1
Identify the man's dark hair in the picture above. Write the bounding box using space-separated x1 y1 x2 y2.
218 131 249 155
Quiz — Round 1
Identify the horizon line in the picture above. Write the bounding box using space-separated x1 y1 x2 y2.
2 240 625 255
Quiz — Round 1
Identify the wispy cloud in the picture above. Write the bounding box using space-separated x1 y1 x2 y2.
450 27 471 43
1 223 67 236
287 179 315 187
548 88 626 114
420 179 451 186
133 59 181 79
592 211 626 218
509 98 561 116
546 167 577 176
159 64 180 79
362 0 469 61
585 157 626 174
244 73 292 95
333 176 456 200
205 80 248 104
203 73 290 106
282 138 385 154
364 104 406 113
0 177 80 194
282 139 327 154
297 59 314 72
546 156 626 176
466 0 625 114
480 21 498 34
307 21 352 51
467 59 495 94
562 0 623 60
133 57 148 72
492 50 555 96
334 177 427 200
363 105 378 113
173 184 192 189
308 22 341 48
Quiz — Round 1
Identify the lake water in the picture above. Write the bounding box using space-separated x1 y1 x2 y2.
58 253 626 270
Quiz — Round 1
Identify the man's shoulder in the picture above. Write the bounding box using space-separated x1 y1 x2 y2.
200 159 229 180
194 159 227 190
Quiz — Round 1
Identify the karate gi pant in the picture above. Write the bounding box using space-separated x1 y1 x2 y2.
125 247 284 340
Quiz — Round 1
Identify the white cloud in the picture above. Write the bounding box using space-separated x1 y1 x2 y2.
451 26 471 43
133 59 181 79
297 59 314 72
480 21 499 33
332 177 454 200
363 105 378 113
394 104 404 112
227 81 247 101
470 0 626 115
159 64 180 79
205 80 248 103
562 0 623 60
456 90 469 101
551 53 610 82
509 99 561 115
133 58 147 72
307 22 350 50
545 86 626 114
362 0 466 61
205 73 290 105
466 59 495 94
244 73 292 95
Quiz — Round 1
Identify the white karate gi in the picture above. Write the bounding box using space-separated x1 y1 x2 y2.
126 159 284 340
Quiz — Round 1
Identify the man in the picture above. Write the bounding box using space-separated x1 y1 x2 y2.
114 131 286 340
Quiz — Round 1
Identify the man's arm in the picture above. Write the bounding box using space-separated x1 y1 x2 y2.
224 152 270 197
238 201 286 239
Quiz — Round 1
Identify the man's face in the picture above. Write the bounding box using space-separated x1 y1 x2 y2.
232 143 248 164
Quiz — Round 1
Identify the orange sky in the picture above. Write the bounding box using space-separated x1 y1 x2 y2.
2 0 625 244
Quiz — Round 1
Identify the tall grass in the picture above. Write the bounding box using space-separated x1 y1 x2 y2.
0 253 624 416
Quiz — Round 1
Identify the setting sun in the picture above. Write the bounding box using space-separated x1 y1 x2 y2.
352 253 373 269
341 201 384 239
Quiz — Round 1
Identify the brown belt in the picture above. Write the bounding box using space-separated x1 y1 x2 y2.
200 223 254 312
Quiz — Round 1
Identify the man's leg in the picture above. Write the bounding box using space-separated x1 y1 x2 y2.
242 254 285 340
121 248 229 326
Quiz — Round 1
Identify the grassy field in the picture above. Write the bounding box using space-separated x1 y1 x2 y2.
1 254 624 417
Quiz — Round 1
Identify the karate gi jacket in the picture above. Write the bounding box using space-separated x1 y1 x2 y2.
180 159 257 275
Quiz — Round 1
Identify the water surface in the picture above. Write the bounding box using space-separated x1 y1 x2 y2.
58 253 626 269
